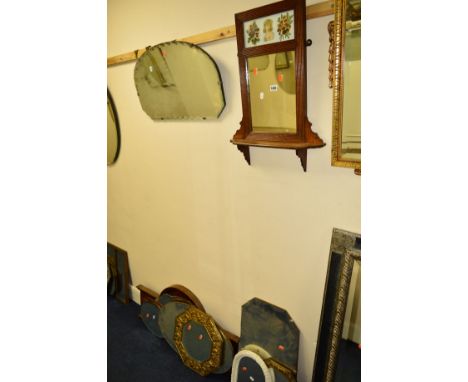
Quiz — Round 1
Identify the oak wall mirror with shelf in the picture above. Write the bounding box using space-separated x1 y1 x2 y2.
312 228 361 382
329 0 361 175
231 0 325 172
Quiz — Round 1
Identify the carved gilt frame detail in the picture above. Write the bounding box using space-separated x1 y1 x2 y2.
323 248 361 382
329 0 361 175
173 306 224 376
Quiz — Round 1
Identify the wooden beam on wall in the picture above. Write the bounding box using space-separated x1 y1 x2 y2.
107 1 334 67
306 0 335 19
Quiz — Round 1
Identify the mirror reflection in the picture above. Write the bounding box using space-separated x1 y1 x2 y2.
107 89 120 165
335 259 361 381
341 0 361 161
247 50 296 133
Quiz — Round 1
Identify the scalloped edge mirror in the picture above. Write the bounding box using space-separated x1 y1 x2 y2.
329 0 361 175
134 41 226 121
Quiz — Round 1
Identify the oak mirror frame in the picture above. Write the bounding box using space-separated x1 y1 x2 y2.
329 0 361 175
231 0 325 172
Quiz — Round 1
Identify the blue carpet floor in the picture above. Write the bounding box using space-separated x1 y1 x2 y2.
107 296 232 382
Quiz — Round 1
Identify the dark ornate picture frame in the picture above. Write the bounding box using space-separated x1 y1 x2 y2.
312 228 361 382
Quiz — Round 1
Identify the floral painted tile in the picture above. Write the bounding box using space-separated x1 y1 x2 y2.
244 10 294 48
246 21 260 46
277 12 293 41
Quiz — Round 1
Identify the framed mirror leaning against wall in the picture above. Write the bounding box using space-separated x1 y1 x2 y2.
312 228 361 382
329 0 361 175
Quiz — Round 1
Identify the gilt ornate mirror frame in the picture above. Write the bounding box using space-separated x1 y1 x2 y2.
231 0 325 172
312 228 361 382
329 0 361 175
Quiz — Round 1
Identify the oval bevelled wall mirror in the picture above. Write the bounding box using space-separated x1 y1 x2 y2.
134 41 226 120
107 89 121 165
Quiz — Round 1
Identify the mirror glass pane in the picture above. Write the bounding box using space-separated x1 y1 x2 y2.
134 41 225 120
335 259 361 381
107 92 120 165
247 50 296 133
341 0 361 161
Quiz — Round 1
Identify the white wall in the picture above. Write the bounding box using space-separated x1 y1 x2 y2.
107 1 361 381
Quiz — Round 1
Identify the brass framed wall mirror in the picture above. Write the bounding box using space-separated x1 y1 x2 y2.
329 0 361 175
312 228 361 382
231 0 325 171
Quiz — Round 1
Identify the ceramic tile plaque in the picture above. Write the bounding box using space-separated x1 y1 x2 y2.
244 10 295 48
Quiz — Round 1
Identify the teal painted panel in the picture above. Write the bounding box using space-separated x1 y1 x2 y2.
141 302 162 337
239 298 299 371
181 320 212 362
159 301 190 351
236 356 266 382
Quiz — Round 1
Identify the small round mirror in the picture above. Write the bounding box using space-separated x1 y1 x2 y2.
107 89 121 165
